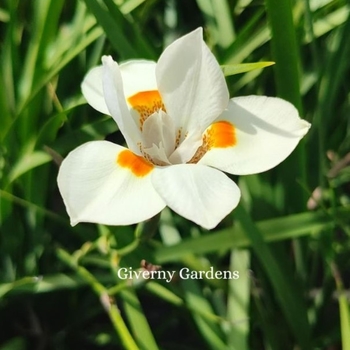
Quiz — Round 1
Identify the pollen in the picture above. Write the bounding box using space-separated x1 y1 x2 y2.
117 150 154 177
127 90 166 130
188 121 236 163
175 128 182 148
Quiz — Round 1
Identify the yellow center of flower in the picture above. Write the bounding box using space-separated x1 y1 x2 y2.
188 121 236 163
128 90 166 130
117 149 153 177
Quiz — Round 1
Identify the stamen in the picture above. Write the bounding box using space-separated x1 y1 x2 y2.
175 128 182 148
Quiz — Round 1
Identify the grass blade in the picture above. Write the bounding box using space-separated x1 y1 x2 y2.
226 249 250 350
154 206 350 263
120 289 159 350
234 203 311 349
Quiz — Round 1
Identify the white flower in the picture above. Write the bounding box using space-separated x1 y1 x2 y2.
57 28 310 230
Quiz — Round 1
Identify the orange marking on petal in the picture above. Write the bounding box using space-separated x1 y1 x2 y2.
117 150 153 177
188 121 236 164
207 121 236 148
127 90 165 129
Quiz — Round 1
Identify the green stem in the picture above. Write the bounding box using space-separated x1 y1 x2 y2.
134 213 161 241
330 262 350 350
57 248 139 350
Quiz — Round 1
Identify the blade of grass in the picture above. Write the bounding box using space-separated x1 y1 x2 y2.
223 9 269 64
7 151 52 185
154 206 350 263
101 0 155 58
311 6 349 40
317 14 350 171
331 263 350 350
181 279 227 349
226 249 250 350
264 0 307 211
17 0 65 142
264 0 302 111
196 0 235 48
57 248 139 350
15 26 103 118
83 0 155 59
120 289 159 350
234 203 311 349
221 61 274 76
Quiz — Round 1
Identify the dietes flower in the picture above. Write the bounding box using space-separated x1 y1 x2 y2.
57 28 310 230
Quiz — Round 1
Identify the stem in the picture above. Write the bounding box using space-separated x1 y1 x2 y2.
57 248 139 350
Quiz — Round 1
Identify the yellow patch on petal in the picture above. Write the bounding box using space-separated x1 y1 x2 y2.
188 121 236 164
117 150 153 177
207 121 236 148
128 90 166 129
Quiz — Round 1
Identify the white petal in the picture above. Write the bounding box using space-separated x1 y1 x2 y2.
142 110 176 164
156 28 229 134
57 141 166 226
152 164 241 230
102 56 142 154
168 131 202 164
81 66 110 115
81 60 157 116
119 60 157 101
199 96 311 175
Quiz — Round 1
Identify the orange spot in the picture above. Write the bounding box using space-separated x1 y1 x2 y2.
127 90 165 129
117 150 153 177
207 121 236 148
187 121 236 164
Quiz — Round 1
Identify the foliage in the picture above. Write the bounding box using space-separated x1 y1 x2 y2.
0 0 350 349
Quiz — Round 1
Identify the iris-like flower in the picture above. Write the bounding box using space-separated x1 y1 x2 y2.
57 28 310 230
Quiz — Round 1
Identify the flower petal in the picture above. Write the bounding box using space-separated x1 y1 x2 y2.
81 60 157 116
119 60 157 101
81 66 110 115
152 164 240 229
142 110 176 164
102 56 142 154
199 96 311 175
168 131 202 164
156 28 229 134
57 141 166 226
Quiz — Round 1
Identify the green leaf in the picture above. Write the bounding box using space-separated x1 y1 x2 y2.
83 0 155 59
221 62 275 76
233 204 311 349
196 0 235 48
332 263 350 350
154 207 350 263
0 277 39 298
226 249 250 350
120 289 160 350
0 337 26 350
181 279 226 349
7 151 52 184
264 0 307 211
